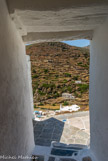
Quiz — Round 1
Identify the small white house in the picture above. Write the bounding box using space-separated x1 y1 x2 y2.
56 104 80 113
75 81 82 84
62 93 75 99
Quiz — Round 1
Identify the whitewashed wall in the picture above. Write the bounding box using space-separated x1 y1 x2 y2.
26 55 34 118
90 18 108 161
0 1 35 160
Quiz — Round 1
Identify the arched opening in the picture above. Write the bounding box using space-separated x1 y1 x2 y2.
0 1 108 161
26 39 90 160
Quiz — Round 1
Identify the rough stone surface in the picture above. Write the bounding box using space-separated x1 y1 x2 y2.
90 18 108 161
34 112 90 146
6 0 108 43
48 157 55 161
51 148 76 156
60 159 77 161
0 0 34 158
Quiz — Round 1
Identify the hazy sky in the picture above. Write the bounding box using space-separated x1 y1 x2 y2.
63 39 90 47
26 39 90 47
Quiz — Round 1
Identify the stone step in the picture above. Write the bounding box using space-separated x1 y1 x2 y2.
60 159 77 161
52 142 87 150
51 148 78 156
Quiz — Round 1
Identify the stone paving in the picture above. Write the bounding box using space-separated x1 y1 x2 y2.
33 112 90 147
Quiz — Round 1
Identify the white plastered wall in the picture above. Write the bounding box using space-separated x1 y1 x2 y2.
90 18 108 161
26 55 34 118
0 0 35 160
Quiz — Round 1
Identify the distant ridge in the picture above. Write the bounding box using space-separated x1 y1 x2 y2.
83 45 90 49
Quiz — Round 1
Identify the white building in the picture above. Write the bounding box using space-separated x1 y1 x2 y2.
60 104 80 112
75 80 82 84
62 93 75 99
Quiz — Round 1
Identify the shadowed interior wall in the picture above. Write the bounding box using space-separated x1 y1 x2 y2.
0 0 34 159
90 18 108 161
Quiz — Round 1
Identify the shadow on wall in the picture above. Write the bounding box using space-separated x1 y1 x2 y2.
33 117 64 146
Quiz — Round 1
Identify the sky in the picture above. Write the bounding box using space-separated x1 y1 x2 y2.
62 39 90 47
26 39 90 47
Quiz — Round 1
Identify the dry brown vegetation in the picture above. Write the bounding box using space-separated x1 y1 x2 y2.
26 42 89 111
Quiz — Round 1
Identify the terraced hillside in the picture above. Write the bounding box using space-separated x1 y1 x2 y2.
26 42 89 111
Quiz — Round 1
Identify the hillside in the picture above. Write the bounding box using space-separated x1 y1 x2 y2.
26 42 89 111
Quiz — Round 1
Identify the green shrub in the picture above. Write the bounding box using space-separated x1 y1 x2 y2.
80 64 88 68
42 83 49 88
63 79 68 83
62 46 68 51
42 83 56 89
32 69 36 73
84 52 89 58
39 102 44 106
34 105 37 108
44 69 49 74
34 106 40 109
55 75 59 78
67 86 72 93
34 82 38 89
38 90 45 96
32 74 39 79
74 92 82 98
74 92 78 97
50 83 56 88
73 75 79 80
33 90 35 96
33 86 37 96
47 95 52 99
52 103 56 106
63 101 69 106
53 92 60 98
77 62 83 66
57 85 61 89
61 86 67 93
49 42 55 46
77 84 89 93
64 73 71 77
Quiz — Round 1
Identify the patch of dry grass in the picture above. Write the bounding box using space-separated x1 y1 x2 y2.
38 104 60 110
